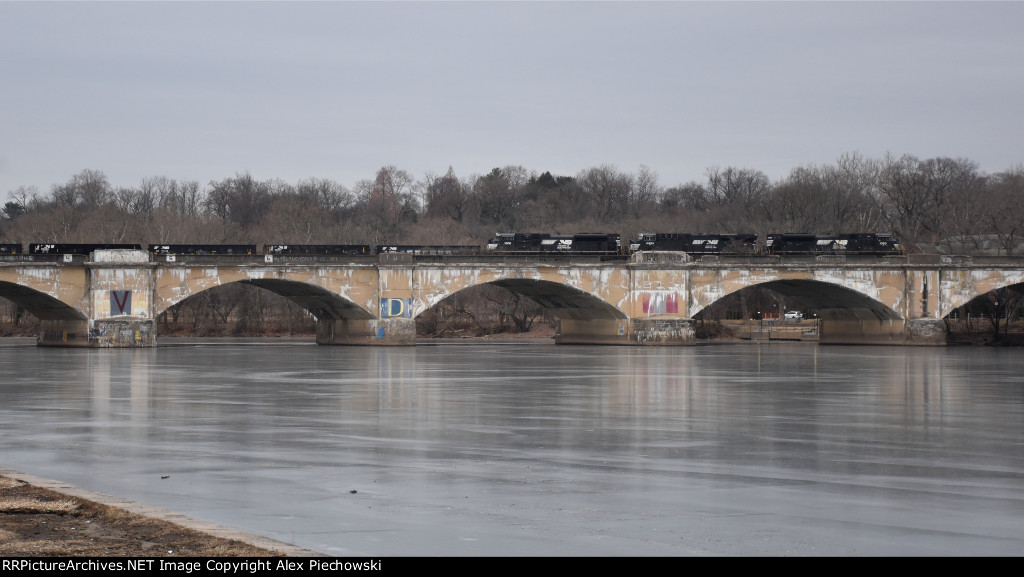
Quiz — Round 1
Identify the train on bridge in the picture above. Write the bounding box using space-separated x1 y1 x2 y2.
628 233 758 255
1 233 902 259
486 233 623 255
764 233 901 256
28 243 143 254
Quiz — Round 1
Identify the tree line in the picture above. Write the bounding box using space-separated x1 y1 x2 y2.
3 152 1023 254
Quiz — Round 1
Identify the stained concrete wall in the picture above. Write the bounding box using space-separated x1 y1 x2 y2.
7 253 1024 347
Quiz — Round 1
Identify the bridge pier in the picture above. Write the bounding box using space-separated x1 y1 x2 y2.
904 319 947 345
556 318 696 345
630 318 696 345
34 249 159 348
37 318 157 348
316 318 417 346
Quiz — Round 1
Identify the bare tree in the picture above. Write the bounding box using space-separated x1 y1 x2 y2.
474 166 528 229
296 178 353 219
704 166 771 233
49 169 111 208
821 152 885 233
632 165 661 218
205 172 274 230
355 165 416 244
424 166 474 223
769 166 824 233
876 154 980 248
576 164 634 221
978 166 1024 255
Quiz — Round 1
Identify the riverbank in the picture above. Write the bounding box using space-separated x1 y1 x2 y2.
0 469 317 557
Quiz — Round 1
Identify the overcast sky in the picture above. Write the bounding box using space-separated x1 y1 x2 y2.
2 1 1022 198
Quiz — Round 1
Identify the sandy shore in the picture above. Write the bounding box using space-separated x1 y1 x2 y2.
0 468 319 557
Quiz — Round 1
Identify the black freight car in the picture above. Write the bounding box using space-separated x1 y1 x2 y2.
629 233 757 255
150 244 256 255
30 243 143 254
264 245 370 255
377 245 480 256
0 244 22 254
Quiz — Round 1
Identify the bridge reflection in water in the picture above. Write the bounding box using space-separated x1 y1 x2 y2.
0 249 1021 347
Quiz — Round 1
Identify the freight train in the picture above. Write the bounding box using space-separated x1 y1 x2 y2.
630 232 900 256
0 233 902 259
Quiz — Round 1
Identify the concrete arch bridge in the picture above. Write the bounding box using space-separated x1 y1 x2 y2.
0 250 1020 347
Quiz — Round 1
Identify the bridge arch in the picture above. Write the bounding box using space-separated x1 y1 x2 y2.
412 266 628 321
692 278 903 321
415 278 627 322
154 268 376 320
939 270 1024 319
0 280 86 320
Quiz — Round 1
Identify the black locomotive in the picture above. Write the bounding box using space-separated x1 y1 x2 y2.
264 244 370 255
150 244 256 255
486 233 621 255
765 233 901 256
0 244 22 255
629 233 757 255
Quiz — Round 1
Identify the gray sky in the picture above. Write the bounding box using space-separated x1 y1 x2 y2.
2 1 1022 198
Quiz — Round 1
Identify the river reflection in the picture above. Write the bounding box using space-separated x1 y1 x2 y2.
0 339 1021 556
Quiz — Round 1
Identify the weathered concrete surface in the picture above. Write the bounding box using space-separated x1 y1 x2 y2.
630 318 696 345
688 264 910 320
5 252 1024 347
556 318 696 345
154 263 380 320
938 267 1024 318
412 265 632 321
0 266 87 320
87 319 157 347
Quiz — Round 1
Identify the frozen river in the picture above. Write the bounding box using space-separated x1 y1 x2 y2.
1 338 1022 556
